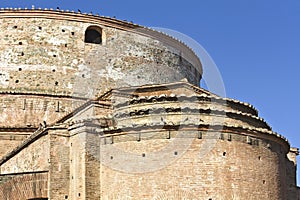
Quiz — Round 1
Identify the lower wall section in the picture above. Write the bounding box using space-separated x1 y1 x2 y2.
97 131 287 200
0 171 48 200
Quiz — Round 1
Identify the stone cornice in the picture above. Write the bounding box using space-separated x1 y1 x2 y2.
0 91 89 101
0 115 290 167
66 118 289 153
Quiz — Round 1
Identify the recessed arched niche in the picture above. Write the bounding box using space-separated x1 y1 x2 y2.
84 26 103 44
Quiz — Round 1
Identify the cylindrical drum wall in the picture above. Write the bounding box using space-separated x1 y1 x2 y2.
0 10 202 98
97 129 288 200
0 10 202 128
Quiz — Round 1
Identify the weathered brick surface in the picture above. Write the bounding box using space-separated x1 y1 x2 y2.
0 9 297 200
286 148 299 199
0 12 201 99
69 128 87 199
48 130 70 199
86 131 101 199
0 134 49 174
99 133 286 199
0 94 85 127
0 172 48 200
0 131 29 158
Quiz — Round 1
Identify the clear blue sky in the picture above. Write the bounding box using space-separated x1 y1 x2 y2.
2 0 300 183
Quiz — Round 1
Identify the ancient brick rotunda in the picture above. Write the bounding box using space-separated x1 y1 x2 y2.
0 8 298 200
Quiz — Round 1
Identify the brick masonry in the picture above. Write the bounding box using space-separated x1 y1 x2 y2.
0 9 298 200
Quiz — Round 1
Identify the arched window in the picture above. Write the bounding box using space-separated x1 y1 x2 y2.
84 26 102 44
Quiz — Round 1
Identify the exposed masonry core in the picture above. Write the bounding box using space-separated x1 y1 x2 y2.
0 9 297 200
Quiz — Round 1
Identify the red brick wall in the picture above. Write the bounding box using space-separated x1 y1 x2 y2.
0 172 48 200
98 131 287 199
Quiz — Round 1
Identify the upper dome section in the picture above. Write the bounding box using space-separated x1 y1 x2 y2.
0 8 202 98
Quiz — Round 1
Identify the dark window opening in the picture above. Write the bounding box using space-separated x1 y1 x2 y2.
84 26 102 44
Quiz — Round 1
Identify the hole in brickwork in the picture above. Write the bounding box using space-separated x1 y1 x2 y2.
15 80 19 83
52 69 56 72
18 68 22 71
258 156 261 160
78 193 81 197
55 81 59 86
38 26 42 30
82 74 85 78
65 44 67 47
142 153 145 157
174 151 178 155
19 41 22 45
219 133 224 140
65 195 68 199
223 152 226 156
53 54 57 57
263 180 266 184
21 52 24 56
62 29 65 32
13 25 17 29
198 131 202 139
246 136 252 144
110 156 113 160
71 32 75 35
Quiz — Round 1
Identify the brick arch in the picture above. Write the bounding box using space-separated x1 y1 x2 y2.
153 188 198 200
84 26 103 44
0 172 48 200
